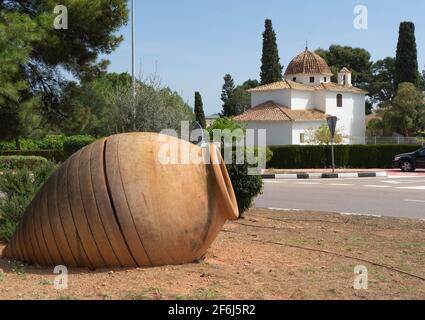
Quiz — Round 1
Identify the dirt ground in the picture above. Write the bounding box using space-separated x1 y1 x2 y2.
0 208 425 300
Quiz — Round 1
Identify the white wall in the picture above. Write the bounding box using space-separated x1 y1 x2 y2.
285 73 331 85
292 121 326 144
324 92 365 144
290 90 316 110
240 121 292 146
251 90 291 107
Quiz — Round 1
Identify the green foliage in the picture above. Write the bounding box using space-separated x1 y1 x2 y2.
226 150 263 216
268 145 420 169
0 156 48 171
260 19 283 85
395 22 419 89
369 57 396 107
0 150 65 163
34 135 65 150
382 83 425 136
0 160 57 241
220 77 258 117
194 92 206 128
304 124 344 145
220 74 237 117
315 45 373 88
0 11 42 145
207 118 263 216
63 135 96 157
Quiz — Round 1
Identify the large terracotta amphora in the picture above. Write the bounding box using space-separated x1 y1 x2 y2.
2 133 239 268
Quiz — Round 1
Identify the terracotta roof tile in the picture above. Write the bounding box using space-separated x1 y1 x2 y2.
316 82 367 93
233 101 327 122
284 50 333 76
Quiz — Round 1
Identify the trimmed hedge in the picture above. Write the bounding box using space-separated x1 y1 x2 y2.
63 135 97 157
0 150 66 162
0 156 48 171
268 145 421 169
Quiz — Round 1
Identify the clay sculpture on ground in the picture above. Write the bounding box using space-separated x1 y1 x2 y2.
2 133 239 268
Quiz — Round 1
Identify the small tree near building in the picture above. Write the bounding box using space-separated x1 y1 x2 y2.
304 124 344 145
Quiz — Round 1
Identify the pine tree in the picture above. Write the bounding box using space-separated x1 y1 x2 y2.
394 22 419 89
194 92 206 128
220 74 236 117
260 19 283 85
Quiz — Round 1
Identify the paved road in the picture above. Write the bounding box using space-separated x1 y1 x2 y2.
255 176 425 219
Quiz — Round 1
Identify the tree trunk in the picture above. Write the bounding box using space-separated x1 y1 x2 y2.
15 134 21 151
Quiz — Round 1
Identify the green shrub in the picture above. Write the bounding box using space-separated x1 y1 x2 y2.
63 135 96 157
268 145 421 169
207 118 263 217
0 150 66 163
0 156 48 171
0 161 57 241
34 135 65 150
226 150 263 216
0 139 39 151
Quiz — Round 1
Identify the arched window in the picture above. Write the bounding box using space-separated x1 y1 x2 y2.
337 94 343 107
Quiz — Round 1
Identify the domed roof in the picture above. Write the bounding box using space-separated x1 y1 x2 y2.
284 50 333 76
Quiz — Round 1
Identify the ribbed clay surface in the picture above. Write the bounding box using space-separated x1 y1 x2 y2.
2 133 239 268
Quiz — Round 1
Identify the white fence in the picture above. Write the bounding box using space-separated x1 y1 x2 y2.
358 136 425 145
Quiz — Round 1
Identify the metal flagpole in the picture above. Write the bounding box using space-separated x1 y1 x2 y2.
131 0 136 98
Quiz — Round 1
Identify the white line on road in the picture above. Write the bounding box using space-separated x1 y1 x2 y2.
297 182 321 185
364 185 392 188
328 183 353 186
397 186 425 190
405 199 425 203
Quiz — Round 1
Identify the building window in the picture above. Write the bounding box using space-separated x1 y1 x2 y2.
293 77 297 82
337 94 343 107
300 133 305 144
309 76 315 83
324 77 327 82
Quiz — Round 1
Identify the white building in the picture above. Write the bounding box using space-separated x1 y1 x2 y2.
233 49 366 145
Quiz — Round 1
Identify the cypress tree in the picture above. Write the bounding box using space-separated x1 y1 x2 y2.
394 22 419 89
260 19 283 85
220 74 237 117
194 91 206 128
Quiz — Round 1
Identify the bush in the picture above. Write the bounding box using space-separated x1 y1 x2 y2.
0 150 66 163
207 118 263 217
63 135 96 157
268 145 421 169
34 135 65 150
0 161 57 241
226 150 263 216
0 156 48 171
0 139 39 151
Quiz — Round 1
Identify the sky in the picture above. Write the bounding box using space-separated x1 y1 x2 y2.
105 0 425 115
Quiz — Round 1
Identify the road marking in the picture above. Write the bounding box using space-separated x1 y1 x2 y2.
364 185 392 188
328 183 353 186
397 186 425 190
296 182 321 185
382 180 402 184
405 199 425 203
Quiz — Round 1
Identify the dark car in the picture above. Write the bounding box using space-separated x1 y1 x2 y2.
392 147 425 172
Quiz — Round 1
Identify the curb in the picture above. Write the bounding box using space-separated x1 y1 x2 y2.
262 172 387 180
